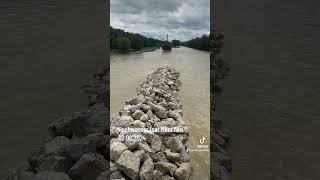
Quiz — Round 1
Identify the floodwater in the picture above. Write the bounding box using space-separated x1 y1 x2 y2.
0 1 106 178
214 0 320 179
111 47 210 179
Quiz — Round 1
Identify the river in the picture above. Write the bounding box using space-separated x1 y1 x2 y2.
111 47 210 179
214 0 320 179
0 1 106 178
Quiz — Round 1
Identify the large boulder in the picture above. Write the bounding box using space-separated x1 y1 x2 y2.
165 137 183 153
44 136 70 154
155 161 177 176
37 155 72 173
151 135 162 152
68 153 109 180
139 158 154 180
115 150 140 180
70 105 108 137
110 142 128 161
174 163 192 180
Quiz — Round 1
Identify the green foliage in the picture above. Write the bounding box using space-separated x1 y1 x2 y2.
162 41 172 51
182 34 210 51
172 40 180 47
116 37 131 52
110 26 163 51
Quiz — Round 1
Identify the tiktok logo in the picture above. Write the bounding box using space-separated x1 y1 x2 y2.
200 137 205 144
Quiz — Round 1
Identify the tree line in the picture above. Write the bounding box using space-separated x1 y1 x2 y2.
181 34 210 51
110 26 164 52
110 26 211 52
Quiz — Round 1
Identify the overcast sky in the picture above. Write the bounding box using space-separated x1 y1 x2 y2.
110 0 210 41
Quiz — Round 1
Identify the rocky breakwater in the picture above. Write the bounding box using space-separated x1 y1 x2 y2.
3 65 110 180
210 30 232 180
110 66 192 180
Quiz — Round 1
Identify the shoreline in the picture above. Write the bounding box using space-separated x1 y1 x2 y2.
111 47 158 54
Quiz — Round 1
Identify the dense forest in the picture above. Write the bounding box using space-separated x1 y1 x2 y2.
181 34 210 51
110 26 164 52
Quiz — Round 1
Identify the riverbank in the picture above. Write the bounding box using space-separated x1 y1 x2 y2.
112 47 158 54
210 30 232 180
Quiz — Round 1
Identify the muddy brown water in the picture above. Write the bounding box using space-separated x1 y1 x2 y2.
214 0 320 179
111 47 210 179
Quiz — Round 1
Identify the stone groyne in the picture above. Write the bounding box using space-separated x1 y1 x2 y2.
210 30 232 180
3 66 110 180
110 66 192 180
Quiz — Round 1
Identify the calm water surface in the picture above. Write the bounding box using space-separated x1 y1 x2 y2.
111 47 210 179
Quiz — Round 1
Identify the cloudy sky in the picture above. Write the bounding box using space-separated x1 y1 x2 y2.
110 0 210 41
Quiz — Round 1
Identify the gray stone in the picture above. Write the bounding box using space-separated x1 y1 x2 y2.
63 136 97 161
132 120 145 128
140 114 149 122
68 153 108 180
48 117 73 138
139 158 154 180
115 116 134 127
37 155 72 173
164 149 180 162
96 171 109 180
124 140 138 151
110 171 125 179
115 150 140 180
70 105 108 137
138 142 154 153
133 149 145 161
141 104 151 113
155 161 177 176
163 175 175 180
111 142 127 161
174 163 192 180
132 110 145 120
165 137 183 152
123 105 139 112
110 162 118 173
152 152 168 162
152 170 163 180
151 135 162 152
44 136 70 154
149 103 167 119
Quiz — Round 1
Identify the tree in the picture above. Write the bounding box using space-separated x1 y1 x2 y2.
172 40 180 47
116 37 131 52
182 34 210 51
162 41 172 51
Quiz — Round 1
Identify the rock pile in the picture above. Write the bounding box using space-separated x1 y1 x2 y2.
210 30 230 93
3 66 110 180
110 66 192 180
210 29 232 180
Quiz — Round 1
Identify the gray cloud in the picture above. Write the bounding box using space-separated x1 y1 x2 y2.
110 0 210 41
